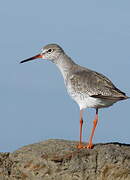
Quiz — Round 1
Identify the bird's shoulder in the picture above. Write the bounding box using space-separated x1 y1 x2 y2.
69 67 114 88
68 66 126 99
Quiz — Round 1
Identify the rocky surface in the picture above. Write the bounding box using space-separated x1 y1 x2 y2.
0 139 130 180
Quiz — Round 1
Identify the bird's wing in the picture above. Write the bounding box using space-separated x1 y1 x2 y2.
68 69 127 100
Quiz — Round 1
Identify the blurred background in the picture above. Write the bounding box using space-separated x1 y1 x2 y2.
0 0 130 152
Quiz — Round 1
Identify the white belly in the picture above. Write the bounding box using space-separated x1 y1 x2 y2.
68 92 116 110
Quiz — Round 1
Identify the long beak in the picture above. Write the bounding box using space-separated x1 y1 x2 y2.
20 54 43 64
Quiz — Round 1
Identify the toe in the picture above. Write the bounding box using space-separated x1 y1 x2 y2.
77 144 84 149
82 143 94 149
86 143 94 149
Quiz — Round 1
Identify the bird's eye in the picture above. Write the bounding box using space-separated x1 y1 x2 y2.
47 49 53 53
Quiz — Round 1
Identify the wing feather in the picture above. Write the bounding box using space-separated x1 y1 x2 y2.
68 69 127 100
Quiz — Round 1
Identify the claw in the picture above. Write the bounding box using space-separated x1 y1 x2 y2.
77 143 94 149
77 144 84 149
86 143 94 149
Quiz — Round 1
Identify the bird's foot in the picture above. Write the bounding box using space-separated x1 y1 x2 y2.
84 143 94 149
77 142 94 149
77 143 84 149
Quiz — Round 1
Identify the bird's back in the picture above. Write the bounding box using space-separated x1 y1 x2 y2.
66 65 128 108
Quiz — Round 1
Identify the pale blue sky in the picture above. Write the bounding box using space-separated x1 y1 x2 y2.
0 0 130 152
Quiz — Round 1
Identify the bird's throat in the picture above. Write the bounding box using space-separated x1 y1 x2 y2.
56 54 76 79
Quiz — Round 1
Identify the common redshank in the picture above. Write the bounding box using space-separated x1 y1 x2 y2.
20 44 129 149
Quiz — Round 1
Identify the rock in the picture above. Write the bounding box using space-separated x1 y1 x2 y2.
0 139 130 180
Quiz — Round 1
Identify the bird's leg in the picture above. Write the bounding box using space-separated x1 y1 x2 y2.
77 110 84 149
87 108 98 149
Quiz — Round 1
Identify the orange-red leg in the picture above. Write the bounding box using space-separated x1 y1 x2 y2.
77 110 84 149
87 108 98 149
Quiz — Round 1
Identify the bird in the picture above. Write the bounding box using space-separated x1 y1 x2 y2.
20 44 129 149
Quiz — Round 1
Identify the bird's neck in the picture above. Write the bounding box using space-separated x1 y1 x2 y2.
55 53 76 79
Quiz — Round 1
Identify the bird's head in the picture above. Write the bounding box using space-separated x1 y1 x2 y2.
20 44 64 64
